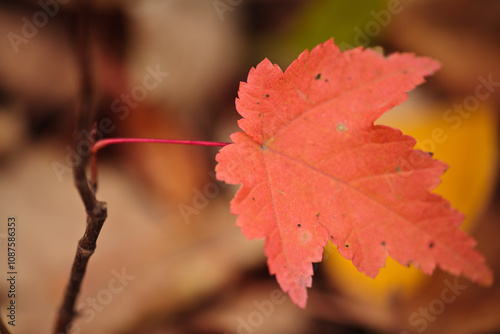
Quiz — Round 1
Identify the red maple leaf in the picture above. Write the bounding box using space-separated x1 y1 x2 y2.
215 39 493 308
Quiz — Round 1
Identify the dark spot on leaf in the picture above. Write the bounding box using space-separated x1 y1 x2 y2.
315 73 321 80
297 224 301 228
427 152 434 157
316 213 320 218
345 244 349 248
265 94 270 98
325 79 329 83
381 241 386 246
256 102 260 105
407 262 412 268
402 70 408 74
429 242 434 249
395 165 402 173
252 197 255 201
330 236 334 240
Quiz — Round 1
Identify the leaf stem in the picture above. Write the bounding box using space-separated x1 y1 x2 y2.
90 137 230 194
92 137 230 154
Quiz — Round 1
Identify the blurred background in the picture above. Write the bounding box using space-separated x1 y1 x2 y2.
0 0 500 333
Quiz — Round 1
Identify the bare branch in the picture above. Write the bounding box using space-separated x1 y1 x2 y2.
0 316 12 334
54 1 108 333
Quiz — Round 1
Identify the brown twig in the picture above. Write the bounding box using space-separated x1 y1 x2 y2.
0 316 12 334
54 1 107 333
